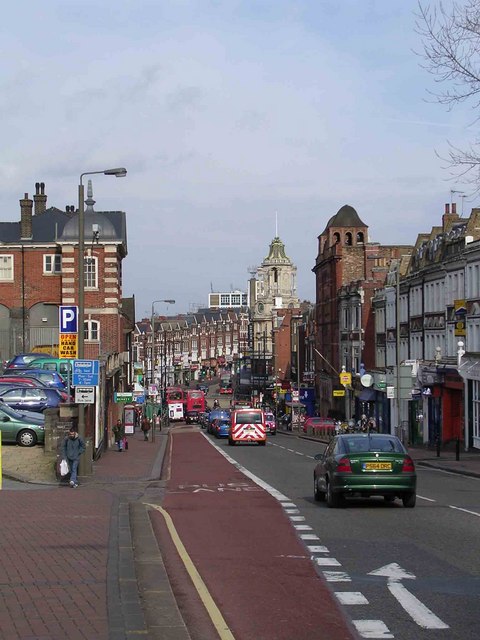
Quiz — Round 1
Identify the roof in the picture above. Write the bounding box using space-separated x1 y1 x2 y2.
320 205 368 235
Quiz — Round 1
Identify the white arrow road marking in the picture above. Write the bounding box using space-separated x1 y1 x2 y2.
387 581 449 629
369 563 449 630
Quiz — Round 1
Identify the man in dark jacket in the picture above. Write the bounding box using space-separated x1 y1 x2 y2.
61 427 86 488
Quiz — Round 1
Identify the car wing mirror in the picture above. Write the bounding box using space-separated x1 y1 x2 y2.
314 453 323 461
2 416 9 422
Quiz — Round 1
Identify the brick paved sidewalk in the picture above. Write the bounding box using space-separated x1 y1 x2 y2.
0 426 183 640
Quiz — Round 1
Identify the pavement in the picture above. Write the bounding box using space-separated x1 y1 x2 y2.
1 425 479 640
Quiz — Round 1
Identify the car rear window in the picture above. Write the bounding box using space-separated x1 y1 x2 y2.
343 436 404 453
235 411 263 424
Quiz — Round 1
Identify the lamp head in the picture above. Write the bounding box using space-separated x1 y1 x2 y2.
164 299 175 304
104 167 127 177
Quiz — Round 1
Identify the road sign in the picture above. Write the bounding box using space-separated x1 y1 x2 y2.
339 372 352 386
114 392 133 403
59 333 78 359
333 389 345 397
59 306 78 333
75 386 95 404
377 381 387 389
72 359 99 386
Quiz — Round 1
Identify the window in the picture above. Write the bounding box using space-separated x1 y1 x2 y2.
221 294 230 306
84 256 98 288
44 254 62 274
84 320 99 341
232 294 241 305
0 255 13 281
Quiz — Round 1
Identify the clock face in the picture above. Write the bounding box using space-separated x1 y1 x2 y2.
257 303 264 313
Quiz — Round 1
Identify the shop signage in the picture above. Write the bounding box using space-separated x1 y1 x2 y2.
333 389 345 397
114 392 133 403
59 333 78 359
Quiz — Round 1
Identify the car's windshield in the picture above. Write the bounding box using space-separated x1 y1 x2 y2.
0 403 42 420
266 414 274 421
343 436 405 453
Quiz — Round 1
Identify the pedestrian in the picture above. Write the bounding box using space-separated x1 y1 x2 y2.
141 416 151 441
113 418 125 451
61 427 86 488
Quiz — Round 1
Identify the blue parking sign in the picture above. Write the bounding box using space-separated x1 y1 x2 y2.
59 306 78 334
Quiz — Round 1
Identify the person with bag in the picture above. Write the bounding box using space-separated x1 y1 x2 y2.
112 418 125 452
60 427 86 488
141 416 151 441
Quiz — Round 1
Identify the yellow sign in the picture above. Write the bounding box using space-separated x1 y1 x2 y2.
333 389 345 397
339 372 352 386
59 333 78 358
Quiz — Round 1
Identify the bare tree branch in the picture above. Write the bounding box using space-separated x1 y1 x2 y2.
416 1 480 183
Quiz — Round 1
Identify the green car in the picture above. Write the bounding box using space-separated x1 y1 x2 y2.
0 403 45 446
313 433 417 508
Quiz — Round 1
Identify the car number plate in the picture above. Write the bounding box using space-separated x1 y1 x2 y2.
363 462 392 471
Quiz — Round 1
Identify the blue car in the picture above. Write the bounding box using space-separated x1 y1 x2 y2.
207 409 230 434
213 417 230 438
0 386 64 413
3 368 67 390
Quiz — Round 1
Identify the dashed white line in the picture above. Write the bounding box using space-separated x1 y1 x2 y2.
314 557 341 567
294 524 312 531
289 516 305 522
323 571 352 582
300 534 320 541
449 504 480 517
307 545 329 554
353 620 393 638
285 509 300 514
336 592 369 605
417 495 436 502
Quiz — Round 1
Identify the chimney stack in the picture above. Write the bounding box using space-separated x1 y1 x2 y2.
443 202 460 232
20 193 33 240
33 182 47 216
452 203 457 215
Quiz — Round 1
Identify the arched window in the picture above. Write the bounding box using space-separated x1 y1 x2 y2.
333 232 340 244
273 267 278 283
345 232 352 246
356 231 364 244
84 320 99 341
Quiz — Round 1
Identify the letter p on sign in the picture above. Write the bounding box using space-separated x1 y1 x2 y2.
59 306 78 333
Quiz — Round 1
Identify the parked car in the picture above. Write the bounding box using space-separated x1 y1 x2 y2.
219 384 233 395
0 403 45 446
0 386 64 413
265 412 277 435
197 384 209 395
303 416 336 434
25 357 74 379
212 417 230 438
1 369 67 390
0 377 69 401
313 433 417 508
198 412 209 429
4 353 55 370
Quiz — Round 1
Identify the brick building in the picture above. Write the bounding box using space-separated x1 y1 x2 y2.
0 181 131 449
312 204 412 418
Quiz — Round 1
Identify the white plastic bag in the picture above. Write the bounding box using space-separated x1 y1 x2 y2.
60 459 69 477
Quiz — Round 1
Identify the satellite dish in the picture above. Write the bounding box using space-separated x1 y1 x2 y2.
360 374 373 388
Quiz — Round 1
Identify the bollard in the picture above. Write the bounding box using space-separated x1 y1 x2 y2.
456 436 460 461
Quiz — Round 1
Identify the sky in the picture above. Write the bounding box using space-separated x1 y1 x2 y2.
0 1 476 319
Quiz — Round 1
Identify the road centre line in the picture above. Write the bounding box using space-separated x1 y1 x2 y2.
335 592 369 605
417 495 436 502
323 571 352 582
449 504 480 517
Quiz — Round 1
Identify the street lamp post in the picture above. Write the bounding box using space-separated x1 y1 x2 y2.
77 167 127 477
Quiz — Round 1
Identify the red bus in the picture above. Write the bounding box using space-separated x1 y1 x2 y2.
166 387 185 421
185 390 206 423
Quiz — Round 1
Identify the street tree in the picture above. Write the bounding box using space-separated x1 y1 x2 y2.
416 0 480 186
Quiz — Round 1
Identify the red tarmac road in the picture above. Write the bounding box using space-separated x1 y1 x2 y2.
152 428 357 640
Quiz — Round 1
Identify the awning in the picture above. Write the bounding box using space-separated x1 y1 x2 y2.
358 388 376 402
